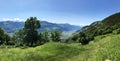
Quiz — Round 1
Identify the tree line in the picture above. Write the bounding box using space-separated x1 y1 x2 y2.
0 17 62 47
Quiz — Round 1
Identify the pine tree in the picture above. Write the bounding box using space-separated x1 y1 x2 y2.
24 17 41 46
0 27 4 44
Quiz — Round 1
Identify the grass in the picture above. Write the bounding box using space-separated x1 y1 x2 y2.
0 42 86 61
69 34 120 61
0 34 120 61
91 35 120 61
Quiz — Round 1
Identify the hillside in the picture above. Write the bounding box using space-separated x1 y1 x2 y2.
82 12 120 35
70 34 120 61
0 21 81 33
0 34 120 61
69 12 120 44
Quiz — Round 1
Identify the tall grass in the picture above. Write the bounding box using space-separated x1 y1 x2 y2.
0 34 120 61
0 42 85 61
69 34 120 61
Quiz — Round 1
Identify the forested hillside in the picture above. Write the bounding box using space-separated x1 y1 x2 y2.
68 12 120 45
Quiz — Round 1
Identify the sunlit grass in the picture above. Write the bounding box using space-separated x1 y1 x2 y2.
0 42 85 61
69 34 120 61
0 34 120 61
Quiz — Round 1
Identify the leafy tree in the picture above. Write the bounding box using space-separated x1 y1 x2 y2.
12 29 25 46
0 27 10 45
38 30 50 44
41 30 50 42
51 29 62 42
3 33 11 45
72 34 79 41
24 17 41 46
37 33 43 45
78 32 88 45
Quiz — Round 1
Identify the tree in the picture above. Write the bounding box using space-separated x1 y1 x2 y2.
12 29 25 46
78 32 88 45
24 17 41 46
51 29 62 42
0 27 10 45
3 33 10 45
38 30 50 44
0 27 5 45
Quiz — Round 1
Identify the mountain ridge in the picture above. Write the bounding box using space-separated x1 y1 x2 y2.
0 21 81 33
68 12 120 44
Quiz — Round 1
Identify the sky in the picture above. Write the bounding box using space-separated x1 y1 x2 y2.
0 0 120 26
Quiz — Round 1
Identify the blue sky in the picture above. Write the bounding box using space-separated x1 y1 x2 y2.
0 0 120 26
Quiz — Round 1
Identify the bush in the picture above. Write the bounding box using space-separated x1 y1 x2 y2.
112 28 120 34
51 29 62 42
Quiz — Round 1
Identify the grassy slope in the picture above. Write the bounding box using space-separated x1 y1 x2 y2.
70 34 120 61
0 34 120 61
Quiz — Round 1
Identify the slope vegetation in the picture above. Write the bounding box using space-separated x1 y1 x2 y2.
0 34 120 61
69 12 120 44
70 34 120 61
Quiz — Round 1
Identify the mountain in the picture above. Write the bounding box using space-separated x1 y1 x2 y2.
69 12 120 44
0 21 24 33
38 21 81 32
0 21 81 33
80 12 120 35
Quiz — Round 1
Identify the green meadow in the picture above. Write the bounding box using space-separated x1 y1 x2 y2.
0 34 120 61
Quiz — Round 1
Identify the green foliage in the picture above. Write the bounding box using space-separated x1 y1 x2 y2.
68 32 94 45
24 17 41 46
0 27 5 44
69 12 120 45
12 29 25 46
38 30 50 44
51 29 62 42
0 27 10 45
2 33 11 45
0 34 120 61
112 28 120 34
24 17 40 30
8 17 42 47
0 17 63 46
78 32 88 45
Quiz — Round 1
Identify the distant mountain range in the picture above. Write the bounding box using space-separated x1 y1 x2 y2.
0 21 81 33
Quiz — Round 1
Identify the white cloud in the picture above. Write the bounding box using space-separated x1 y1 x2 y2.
2 18 25 22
